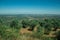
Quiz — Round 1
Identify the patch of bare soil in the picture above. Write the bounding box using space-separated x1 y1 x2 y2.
19 27 33 35
19 25 39 35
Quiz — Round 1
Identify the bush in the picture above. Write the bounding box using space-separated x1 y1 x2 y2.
56 31 60 40
10 20 19 29
43 37 55 40
32 26 44 39
0 25 20 40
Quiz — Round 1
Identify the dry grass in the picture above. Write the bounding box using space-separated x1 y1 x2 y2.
20 28 33 35
19 35 40 40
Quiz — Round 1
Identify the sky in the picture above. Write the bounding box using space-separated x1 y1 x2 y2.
0 0 60 14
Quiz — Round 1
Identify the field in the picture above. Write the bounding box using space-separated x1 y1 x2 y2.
0 14 60 40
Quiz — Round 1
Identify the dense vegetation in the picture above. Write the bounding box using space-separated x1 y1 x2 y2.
0 14 60 40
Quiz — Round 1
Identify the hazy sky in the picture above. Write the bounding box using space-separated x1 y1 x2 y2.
0 0 60 14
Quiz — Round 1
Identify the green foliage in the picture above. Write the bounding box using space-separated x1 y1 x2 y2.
29 20 39 30
22 20 29 28
56 31 60 40
33 26 44 39
0 19 3 24
37 26 44 38
0 25 20 40
10 20 19 29
43 37 55 40
0 15 60 40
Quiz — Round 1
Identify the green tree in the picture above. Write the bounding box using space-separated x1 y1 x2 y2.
28 20 38 31
56 31 60 40
33 25 44 39
22 20 29 28
10 20 18 29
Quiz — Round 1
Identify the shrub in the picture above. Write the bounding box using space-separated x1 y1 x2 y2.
32 26 44 39
56 31 60 40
